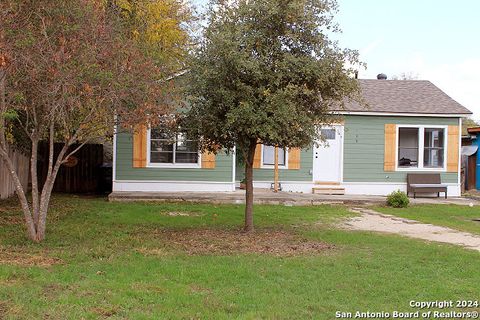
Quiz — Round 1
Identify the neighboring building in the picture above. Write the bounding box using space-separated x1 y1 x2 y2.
112 77 471 196
462 127 480 190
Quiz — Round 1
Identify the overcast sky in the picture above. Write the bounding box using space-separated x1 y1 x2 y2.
192 0 480 120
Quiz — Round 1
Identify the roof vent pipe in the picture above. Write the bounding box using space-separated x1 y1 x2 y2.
377 73 387 80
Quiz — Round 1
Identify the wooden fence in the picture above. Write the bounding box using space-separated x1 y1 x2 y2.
0 146 29 199
38 143 104 193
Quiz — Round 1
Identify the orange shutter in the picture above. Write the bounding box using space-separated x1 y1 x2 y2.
288 148 301 169
384 124 396 172
447 125 459 172
132 125 147 168
201 152 216 169
252 144 262 168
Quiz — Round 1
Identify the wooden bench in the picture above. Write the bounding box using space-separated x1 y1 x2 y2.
407 173 448 199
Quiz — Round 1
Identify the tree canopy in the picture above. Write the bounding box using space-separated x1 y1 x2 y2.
0 0 193 241
184 0 361 231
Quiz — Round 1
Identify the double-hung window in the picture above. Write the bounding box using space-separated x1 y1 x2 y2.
262 145 287 168
148 128 199 166
397 126 445 170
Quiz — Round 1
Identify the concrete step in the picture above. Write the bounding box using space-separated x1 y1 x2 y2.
314 181 340 185
312 187 345 195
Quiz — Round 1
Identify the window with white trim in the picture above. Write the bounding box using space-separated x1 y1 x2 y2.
423 128 444 168
262 145 286 166
397 126 445 170
149 128 199 165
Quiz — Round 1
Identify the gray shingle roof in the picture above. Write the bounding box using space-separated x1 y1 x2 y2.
337 79 472 115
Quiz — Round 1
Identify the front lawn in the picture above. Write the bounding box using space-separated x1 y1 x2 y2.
0 196 479 319
375 204 480 235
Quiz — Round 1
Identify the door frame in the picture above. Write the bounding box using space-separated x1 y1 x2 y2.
312 124 344 184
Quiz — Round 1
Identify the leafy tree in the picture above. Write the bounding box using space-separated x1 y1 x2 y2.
184 0 361 231
463 117 479 135
0 0 184 242
112 0 196 71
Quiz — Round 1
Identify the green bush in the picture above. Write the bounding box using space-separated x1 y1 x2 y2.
386 190 409 208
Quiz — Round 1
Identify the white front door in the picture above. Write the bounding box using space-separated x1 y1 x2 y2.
312 125 343 183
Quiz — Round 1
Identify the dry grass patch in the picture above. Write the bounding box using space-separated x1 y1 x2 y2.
154 228 333 256
0 215 22 225
0 247 63 267
91 306 119 318
162 211 204 217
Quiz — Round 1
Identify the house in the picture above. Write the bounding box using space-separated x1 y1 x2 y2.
112 77 471 196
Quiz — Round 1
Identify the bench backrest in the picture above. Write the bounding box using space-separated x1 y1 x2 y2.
407 173 441 185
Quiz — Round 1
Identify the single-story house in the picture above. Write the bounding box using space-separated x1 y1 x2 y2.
112 77 472 196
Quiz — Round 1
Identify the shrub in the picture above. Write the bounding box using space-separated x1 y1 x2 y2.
386 190 409 208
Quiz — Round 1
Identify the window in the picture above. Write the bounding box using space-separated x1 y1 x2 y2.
262 145 286 166
397 126 445 170
320 128 336 140
424 128 444 168
398 128 419 168
149 128 199 165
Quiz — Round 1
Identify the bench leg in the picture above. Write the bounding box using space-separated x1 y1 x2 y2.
414 192 416 199
437 192 439 198
445 191 447 199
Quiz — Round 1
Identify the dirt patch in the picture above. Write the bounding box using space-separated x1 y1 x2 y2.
0 300 7 319
91 306 118 318
0 248 63 267
153 228 333 256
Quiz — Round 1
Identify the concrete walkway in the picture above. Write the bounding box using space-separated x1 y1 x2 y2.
109 190 480 206
343 208 480 252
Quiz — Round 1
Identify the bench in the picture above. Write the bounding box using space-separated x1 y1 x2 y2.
407 173 448 199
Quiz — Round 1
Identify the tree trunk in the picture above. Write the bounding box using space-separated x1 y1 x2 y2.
31 138 40 226
244 141 257 232
35 142 69 241
0 68 37 241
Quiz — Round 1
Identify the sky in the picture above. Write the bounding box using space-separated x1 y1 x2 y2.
192 0 480 120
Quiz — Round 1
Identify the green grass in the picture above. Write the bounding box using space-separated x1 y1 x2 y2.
0 196 479 319
375 204 480 235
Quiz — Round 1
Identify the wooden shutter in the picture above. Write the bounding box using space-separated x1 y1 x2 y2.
384 124 396 172
447 125 459 172
253 144 262 168
288 148 301 169
201 152 216 169
132 125 147 168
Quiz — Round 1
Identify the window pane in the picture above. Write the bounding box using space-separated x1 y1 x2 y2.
176 153 199 163
263 145 285 166
423 128 444 167
321 129 336 140
151 128 175 140
398 128 419 168
150 152 173 163
424 149 444 168
176 136 198 152
151 140 174 152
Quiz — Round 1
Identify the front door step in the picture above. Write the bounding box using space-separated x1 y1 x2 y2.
314 181 341 185
312 187 345 195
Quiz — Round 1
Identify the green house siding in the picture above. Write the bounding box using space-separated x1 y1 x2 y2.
343 115 459 183
115 132 233 182
235 148 313 182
